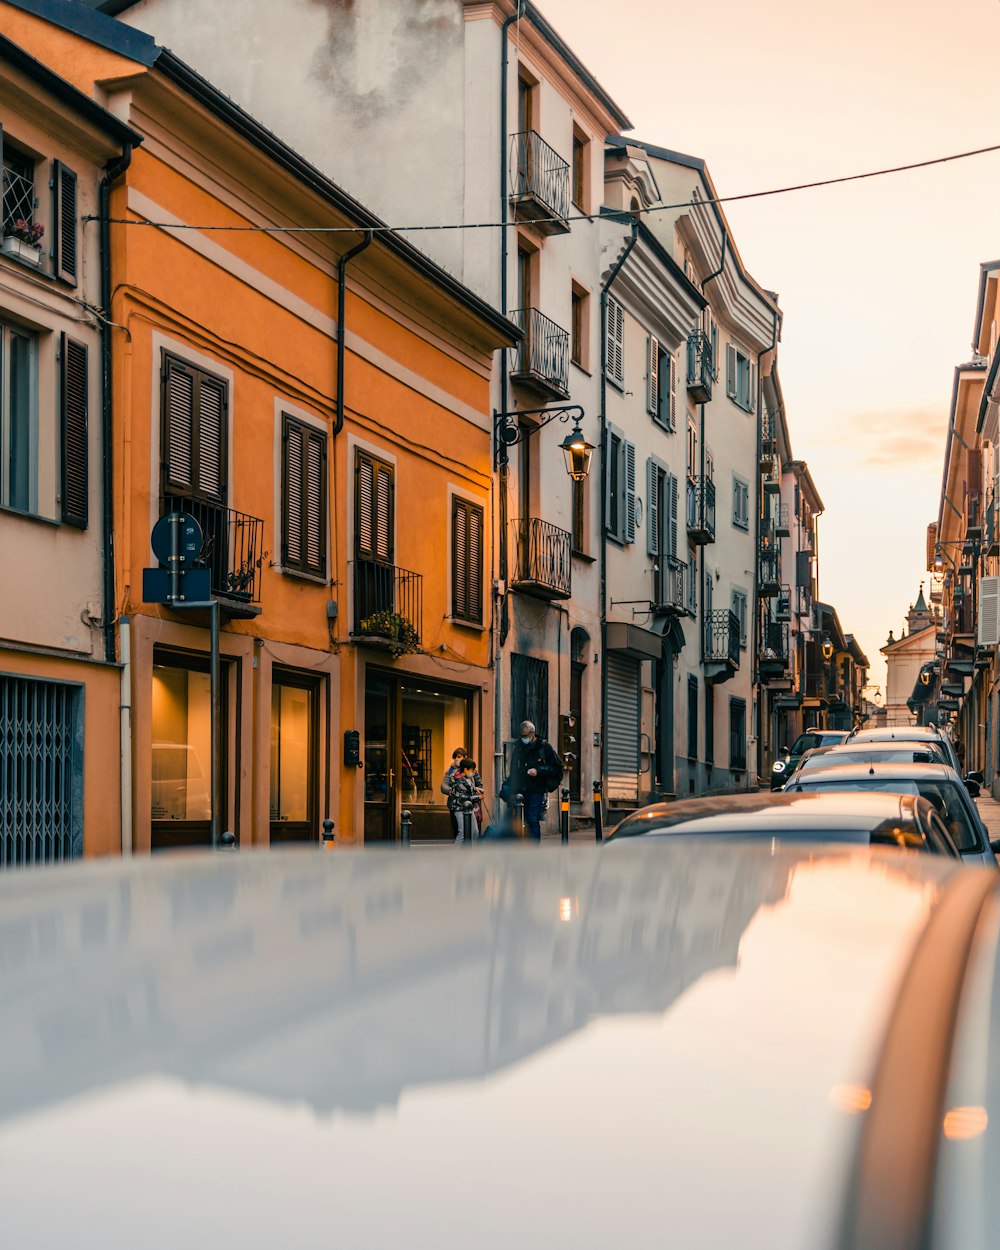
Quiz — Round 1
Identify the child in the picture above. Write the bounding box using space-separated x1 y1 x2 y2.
447 758 481 843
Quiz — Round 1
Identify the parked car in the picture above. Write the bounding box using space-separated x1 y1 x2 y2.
770 728 850 790
607 790 960 857
785 762 998 866
0 845 998 1250
847 725 962 775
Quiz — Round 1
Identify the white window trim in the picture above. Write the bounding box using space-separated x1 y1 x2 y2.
0 319 39 516
733 474 750 531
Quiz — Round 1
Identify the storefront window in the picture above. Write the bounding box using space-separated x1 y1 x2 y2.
151 663 212 822
270 681 313 825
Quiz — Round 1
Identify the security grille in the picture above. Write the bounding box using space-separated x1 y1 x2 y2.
1 675 83 866
606 654 640 802
2 150 35 235
511 653 549 740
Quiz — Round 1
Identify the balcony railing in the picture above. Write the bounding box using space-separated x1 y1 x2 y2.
510 517 572 600
509 307 570 399
508 131 571 234
967 491 983 540
654 554 687 614
687 476 716 543
796 583 812 617
759 408 778 467
763 455 781 494
760 621 790 679
759 547 780 596
352 558 423 648
686 331 714 403
162 495 265 611
775 584 792 620
774 501 790 537
705 608 740 669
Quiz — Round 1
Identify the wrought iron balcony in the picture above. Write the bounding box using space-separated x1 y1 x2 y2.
763 455 781 495
686 331 714 403
686 476 716 544
760 621 790 680
796 583 812 617
351 558 423 649
161 495 265 617
653 554 687 615
758 546 780 596
509 307 570 399
774 501 790 537
704 608 740 677
508 130 571 234
510 517 572 600
775 584 792 620
967 491 983 541
760 408 778 465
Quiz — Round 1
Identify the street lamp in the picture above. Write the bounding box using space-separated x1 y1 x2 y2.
494 403 593 480
821 634 834 661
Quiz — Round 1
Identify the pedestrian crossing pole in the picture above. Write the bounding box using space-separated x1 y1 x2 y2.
560 788 570 844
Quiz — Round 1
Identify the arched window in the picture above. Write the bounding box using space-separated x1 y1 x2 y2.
571 627 590 666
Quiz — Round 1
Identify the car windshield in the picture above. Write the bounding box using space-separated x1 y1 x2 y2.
800 748 942 771
794 779 980 852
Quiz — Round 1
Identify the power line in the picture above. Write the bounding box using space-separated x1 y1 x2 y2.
85 140 1000 237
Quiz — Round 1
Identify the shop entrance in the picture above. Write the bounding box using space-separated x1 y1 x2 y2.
363 671 474 842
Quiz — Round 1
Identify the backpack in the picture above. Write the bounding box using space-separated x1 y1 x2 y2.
540 741 564 793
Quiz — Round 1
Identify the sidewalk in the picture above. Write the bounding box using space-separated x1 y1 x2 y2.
975 790 1000 846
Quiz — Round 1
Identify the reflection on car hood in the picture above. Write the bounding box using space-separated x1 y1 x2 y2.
0 847 957 1249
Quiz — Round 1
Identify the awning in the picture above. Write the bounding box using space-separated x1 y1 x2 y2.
606 621 662 662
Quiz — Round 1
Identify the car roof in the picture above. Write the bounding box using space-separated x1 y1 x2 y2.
610 790 929 836
792 761 956 783
850 726 946 741
0 846 964 1249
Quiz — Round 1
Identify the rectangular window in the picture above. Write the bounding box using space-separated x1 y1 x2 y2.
281 414 327 577
732 589 748 648
1 145 35 238
687 674 698 760
572 128 588 210
725 342 756 412
606 297 624 388
355 448 394 561
647 335 675 431
729 697 747 770
572 475 586 553
705 684 714 765
687 418 698 480
732 475 749 530
1 319 37 513
160 352 228 504
606 424 635 543
571 283 589 369
270 670 319 844
511 653 549 740
452 495 484 623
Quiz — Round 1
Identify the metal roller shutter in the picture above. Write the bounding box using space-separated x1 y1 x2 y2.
606 654 639 802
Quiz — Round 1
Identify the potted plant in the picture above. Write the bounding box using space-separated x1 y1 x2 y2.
1 219 44 265
358 608 420 657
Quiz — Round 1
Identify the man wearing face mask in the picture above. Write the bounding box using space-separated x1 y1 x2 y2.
503 720 563 841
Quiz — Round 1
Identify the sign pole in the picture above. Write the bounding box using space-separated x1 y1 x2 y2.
210 598 221 849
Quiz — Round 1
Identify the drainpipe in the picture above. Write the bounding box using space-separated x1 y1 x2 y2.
333 230 373 437
493 8 522 800
753 309 780 781
98 143 133 664
119 615 133 856
599 220 639 803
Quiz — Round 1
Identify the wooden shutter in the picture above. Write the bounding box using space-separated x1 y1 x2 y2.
968 448 983 496
733 477 741 526
726 343 737 399
355 449 394 561
646 335 658 415
52 160 78 286
161 354 227 503
162 356 195 493
646 459 659 555
667 471 678 560
607 297 624 386
749 361 757 412
979 577 1000 646
282 415 327 576
605 428 619 539
669 353 677 430
60 333 88 528
796 549 811 588
623 438 636 544
452 497 484 623
925 523 938 572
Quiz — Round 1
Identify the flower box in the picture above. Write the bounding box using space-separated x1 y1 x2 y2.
1 236 42 266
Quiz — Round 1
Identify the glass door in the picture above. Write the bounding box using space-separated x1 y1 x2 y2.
363 673 395 842
269 671 319 843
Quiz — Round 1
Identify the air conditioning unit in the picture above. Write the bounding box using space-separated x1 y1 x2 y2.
978 576 1000 646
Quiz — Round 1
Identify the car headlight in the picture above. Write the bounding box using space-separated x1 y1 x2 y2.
772 761 786 773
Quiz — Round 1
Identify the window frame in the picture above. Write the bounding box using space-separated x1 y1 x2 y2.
605 296 625 389
729 697 748 771
725 341 756 413
160 350 229 506
0 317 39 516
571 125 589 212
732 474 750 530
605 422 635 545
571 281 590 370
731 588 748 649
280 412 328 579
354 446 395 563
687 674 698 761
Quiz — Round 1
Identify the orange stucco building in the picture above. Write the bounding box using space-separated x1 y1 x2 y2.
3 0 515 852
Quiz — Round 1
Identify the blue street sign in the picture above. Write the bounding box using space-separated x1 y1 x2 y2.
142 566 212 605
151 511 204 567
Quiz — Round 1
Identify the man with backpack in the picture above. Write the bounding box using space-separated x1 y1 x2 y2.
503 720 563 841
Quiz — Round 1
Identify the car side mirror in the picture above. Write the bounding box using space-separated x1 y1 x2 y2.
965 777 982 798
780 745 789 757
967 770 984 785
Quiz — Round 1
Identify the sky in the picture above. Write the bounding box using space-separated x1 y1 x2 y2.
539 0 1000 695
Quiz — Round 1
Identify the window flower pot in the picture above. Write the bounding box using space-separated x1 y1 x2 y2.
1 236 42 266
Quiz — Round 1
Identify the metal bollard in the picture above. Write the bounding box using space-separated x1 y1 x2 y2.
516 792 525 839
400 809 412 848
593 780 604 843
560 788 570 844
219 830 236 851
463 799 474 847
321 818 335 850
